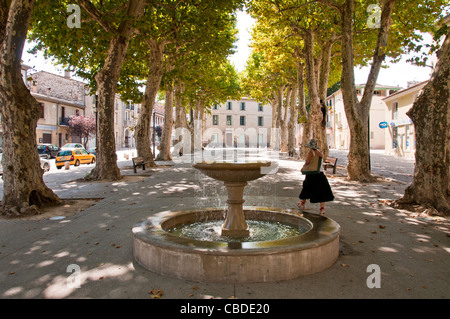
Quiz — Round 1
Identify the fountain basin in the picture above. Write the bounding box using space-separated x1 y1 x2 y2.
132 207 340 283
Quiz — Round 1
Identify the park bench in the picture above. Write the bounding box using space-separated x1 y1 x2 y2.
323 157 338 174
132 156 150 173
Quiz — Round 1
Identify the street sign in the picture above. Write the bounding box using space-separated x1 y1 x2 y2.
379 121 388 128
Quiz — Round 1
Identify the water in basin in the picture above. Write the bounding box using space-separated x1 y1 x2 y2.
167 219 308 242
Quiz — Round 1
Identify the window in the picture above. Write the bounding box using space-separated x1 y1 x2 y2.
39 103 45 118
258 116 264 126
212 115 219 125
392 102 398 120
258 103 263 111
240 116 246 126
226 115 232 126
227 102 232 110
240 102 245 111
213 104 218 110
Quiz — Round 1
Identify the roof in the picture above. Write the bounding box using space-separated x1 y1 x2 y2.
354 83 403 90
31 92 86 109
382 80 429 101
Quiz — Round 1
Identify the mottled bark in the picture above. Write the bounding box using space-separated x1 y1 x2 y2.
156 80 174 161
287 83 298 156
135 39 164 166
296 61 311 159
89 0 144 181
396 32 450 216
0 0 59 215
278 86 289 152
340 0 396 182
303 29 327 154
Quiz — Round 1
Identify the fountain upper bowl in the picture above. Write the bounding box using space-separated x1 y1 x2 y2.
193 161 275 182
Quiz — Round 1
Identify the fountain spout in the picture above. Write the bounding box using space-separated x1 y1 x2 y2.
193 161 274 238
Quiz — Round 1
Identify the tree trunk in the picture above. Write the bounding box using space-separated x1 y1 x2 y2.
279 86 289 152
287 83 298 156
340 0 396 182
89 0 144 181
0 0 60 215
303 29 327 154
135 39 164 165
395 31 450 216
296 61 311 159
156 81 174 161
270 93 278 149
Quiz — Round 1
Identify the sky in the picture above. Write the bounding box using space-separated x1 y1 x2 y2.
228 10 434 89
23 9 434 90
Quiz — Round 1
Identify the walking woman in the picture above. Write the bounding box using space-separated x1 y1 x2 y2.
297 139 334 215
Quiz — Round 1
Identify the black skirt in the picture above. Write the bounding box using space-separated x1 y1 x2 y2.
299 172 334 203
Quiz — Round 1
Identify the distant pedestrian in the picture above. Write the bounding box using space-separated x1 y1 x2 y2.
297 139 334 215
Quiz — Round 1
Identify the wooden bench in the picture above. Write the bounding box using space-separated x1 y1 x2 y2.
132 157 149 173
323 157 338 174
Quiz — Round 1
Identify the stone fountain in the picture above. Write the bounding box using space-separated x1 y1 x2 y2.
192 161 274 237
132 160 340 283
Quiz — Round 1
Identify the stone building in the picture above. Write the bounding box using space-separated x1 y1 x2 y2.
326 83 402 150
203 98 273 148
30 71 90 147
382 80 428 158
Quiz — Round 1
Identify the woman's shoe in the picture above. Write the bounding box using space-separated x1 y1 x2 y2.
297 200 310 210
319 207 326 215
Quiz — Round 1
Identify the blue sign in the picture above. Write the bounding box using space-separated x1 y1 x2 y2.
379 121 388 129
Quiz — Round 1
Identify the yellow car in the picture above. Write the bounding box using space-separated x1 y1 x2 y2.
55 148 96 169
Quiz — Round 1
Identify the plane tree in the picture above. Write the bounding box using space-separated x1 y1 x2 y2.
116 0 243 163
395 25 450 216
0 0 60 215
29 0 145 181
312 0 447 181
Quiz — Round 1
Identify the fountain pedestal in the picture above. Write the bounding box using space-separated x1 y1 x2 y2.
222 181 249 237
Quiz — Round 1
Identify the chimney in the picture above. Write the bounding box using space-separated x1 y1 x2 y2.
32 81 37 93
64 70 71 79
407 81 420 88
46 88 51 96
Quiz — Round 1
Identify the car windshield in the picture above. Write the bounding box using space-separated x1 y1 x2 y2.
58 150 72 156
37 145 46 151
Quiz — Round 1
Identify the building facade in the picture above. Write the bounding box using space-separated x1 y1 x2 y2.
30 71 91 147
7 68 165 151
203 98 273 148
382 81 427 158
326 83 402 150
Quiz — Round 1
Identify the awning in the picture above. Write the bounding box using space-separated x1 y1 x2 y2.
390 118 413 127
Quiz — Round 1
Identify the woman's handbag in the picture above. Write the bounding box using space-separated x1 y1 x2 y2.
301 155 322 175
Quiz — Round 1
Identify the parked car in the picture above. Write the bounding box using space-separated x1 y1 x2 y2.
61 143 85 150
87 147 96 156
55 149 96 169
0 153 50 175
40 157 51 173
37 143 60 159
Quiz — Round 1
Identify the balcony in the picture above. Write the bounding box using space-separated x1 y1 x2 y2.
59 117 70 126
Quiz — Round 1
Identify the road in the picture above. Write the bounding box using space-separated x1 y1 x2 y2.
0 148 416 199
328 149 415 184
